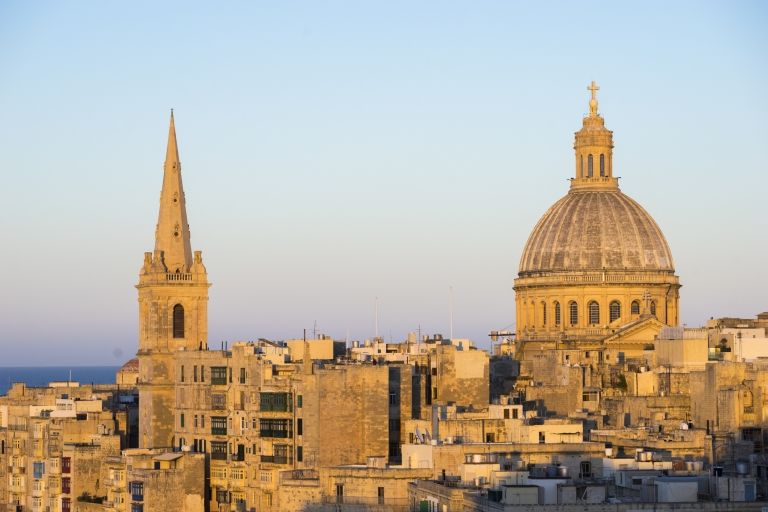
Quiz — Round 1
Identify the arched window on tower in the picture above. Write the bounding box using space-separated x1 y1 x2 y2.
569 301 578 326
609 301 621 322
173 304 185 338
650 301 657 316
588 301 600 325
631 300 640 315
554 301 561 326
587 154 593 177
599 154 605 176
541 302 547 327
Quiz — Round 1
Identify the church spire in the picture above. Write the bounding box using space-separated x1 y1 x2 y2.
154 110 193 272
571 81 617 191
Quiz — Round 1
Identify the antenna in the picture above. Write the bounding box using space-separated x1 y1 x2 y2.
449 286 454 340
312 320 317 339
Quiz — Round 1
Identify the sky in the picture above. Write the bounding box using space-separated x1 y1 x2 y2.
0 1 766 365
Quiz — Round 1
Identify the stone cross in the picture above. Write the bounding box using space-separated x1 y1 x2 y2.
588 81 600 116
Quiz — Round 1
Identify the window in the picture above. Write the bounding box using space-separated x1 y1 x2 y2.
260 392 291 412
33 461 45 479
193 365 198 382
211 367 227 385
62 498 71 512
239 368 246 384
587 154 593 177
180 413 185 428
580 155 583 177
580 460 592 478
631 300 640 315
297 395 303 408
554 301 561 325
297 418 303 436
569 301 578 326
200 365 205 382
211 393 226 409
336 484 344 504
650 301 657 316
378 487 385 505
503 408 510 419
130 481 144 501
542 302 547 326
588 301 599 325
62 457 71 474
260 418 291 438
211 416 227 435
200 415 205 428
609 301 621 322
180 365 184 383
297 445 303 462
599 153 605 176
211 441 228 460
172 304 184 338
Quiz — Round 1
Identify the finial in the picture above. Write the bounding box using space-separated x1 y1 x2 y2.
588 81 599 116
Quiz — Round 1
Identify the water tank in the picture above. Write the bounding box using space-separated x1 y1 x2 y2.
546 466 558 478
557 466 569 478
736 461 750 475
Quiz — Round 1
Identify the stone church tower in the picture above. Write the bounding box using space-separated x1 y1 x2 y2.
137 112 210 449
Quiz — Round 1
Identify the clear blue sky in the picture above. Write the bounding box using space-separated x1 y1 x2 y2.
0 1 766 365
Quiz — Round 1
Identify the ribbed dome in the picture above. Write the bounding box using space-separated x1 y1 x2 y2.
519 189 674 275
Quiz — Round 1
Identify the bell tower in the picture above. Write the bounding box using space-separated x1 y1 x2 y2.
136 112 210 448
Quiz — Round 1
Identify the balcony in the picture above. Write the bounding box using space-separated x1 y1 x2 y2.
259 429 292 439
211 452 228 461
260 455 288 465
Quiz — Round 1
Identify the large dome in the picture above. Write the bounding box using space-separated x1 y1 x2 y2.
518 189 675 276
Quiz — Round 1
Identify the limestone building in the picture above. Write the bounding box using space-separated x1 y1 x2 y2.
514 82 681 362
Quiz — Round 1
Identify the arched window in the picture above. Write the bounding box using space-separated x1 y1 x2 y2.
587 154 593 177
580 156 584 177
650 301 657 316
554 301 561 325
631 300 640 315
588 301 600 325
569 301 578 326
609 301 621 322
173 304 185 338
599 154 605 176
541 302 547 326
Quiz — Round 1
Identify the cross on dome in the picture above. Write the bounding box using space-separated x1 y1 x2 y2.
588 81 600 116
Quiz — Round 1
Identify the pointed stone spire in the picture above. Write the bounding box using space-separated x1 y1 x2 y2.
154 110 193 273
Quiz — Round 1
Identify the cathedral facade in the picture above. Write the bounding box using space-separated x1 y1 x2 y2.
514 83 681 362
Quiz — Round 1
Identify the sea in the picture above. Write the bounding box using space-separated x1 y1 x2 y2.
0 366 120 396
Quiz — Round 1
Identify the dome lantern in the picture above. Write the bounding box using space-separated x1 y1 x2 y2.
572 81 617 191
